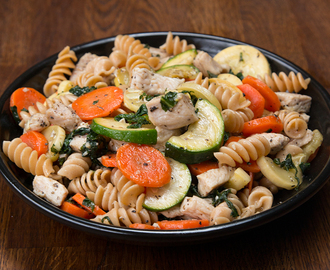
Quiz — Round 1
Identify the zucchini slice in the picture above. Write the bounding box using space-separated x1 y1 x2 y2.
143 157 192 211
91 117 157 145
213 45 271 80
41 125 66 162
165 99 224 164
156 65 199 80
161 49 198 69
123 88 145 112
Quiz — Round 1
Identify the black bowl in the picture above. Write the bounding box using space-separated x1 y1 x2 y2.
1 32 330 245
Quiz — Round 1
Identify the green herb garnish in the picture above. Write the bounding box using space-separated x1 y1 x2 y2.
207 71 218 78
101 216 113 225
160 91 178 111
213 189 239 217
82 197 95 212
69 86 96 97
115 104 151 128
273 154 301 188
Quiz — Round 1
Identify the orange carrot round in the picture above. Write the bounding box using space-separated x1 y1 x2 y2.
116 143 172 187
242 115 283 137
10 87 46 120
20 130 48 156
242 75 281 112
156 219 209 230
238 160 260 173
188 160 219 176
72 86 124 121
129 223 159 230
237 84 265 118
101 153 117 168
61 201 95 219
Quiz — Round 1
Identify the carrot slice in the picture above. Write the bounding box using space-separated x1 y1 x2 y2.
242 115 283 137
237 84 265 118
61 201 95 219
129 223 160 230
224 136 244 146
116 143 172 187
72 193 106 216
10 87 46 120
188 160 219 176
72 86 124 120
237 160 260 173
20 130 48 156
242 75 281 112
247 172 254 194
156 219 209 230
101 153 117 168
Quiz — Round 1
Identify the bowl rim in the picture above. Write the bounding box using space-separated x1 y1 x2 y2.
1 31 330 244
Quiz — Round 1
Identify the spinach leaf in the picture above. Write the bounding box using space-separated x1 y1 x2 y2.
115 104 151 128
160 91 178 111
69 86 96 97
273 154 301 188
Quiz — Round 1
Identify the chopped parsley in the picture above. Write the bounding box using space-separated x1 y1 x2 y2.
239 52 244 62
69 86 96 97
273 154 302 189
101 216 113 225
139 92 157 101
213 189 239 217
160 91 178 111
82 197 96 212
229 69 244 80
92 99 99 105
115 104 151 128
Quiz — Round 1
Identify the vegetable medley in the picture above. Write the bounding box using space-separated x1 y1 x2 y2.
3 32 323 230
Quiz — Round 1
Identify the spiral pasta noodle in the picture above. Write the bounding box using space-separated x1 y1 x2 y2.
262 71 311 93
57 153 92 180
274 110 308 139
43 46 77 97
194 72 209 88
214 134 271 167
19 101 49 129
208 83 251 111
109 50 127 68
91 201 158 227
110 168 145 211
159 31 196 56
2 138 54 176
126 53 152 75
68 168 112 195
247 186 273 213
86 182 118 211
221 108 254 133
75 72 108 89
210 190 244 225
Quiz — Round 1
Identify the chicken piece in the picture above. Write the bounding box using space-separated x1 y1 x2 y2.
70 52 98 83
275 92 312 113
108 139 128 152
197 166 235 197
46 100 83 133
153 126 181 152
146 93 198 130
69 135 88 153
193 51 230 77
130 67 184 96
180 196 215 220
33 176 68 207
160 205 183 219
25 113 50 132
261 133 290 155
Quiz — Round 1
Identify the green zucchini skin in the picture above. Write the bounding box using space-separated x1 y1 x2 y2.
143 158 192 211
161 49 198 69
165 99 224 164
90 117 157 145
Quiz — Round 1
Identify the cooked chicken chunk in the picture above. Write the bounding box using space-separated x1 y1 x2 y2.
160 205 183 219
130 67 184 95
70 135 88 153
153 126 181 152
197 165 234 197
25 113 50 132
33 176 68 207
276 92 312 113
180 196 215 220
261 133 290 155
193 51 230 77
46 100 83 133
146 93 198 129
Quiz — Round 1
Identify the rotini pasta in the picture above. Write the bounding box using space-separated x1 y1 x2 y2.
221 108 254 133
215 134 271 167
2 138 54 176
57 153 92 180
275 110 308 139
159 31 195 56
43 46 77 97
262 71 311 93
